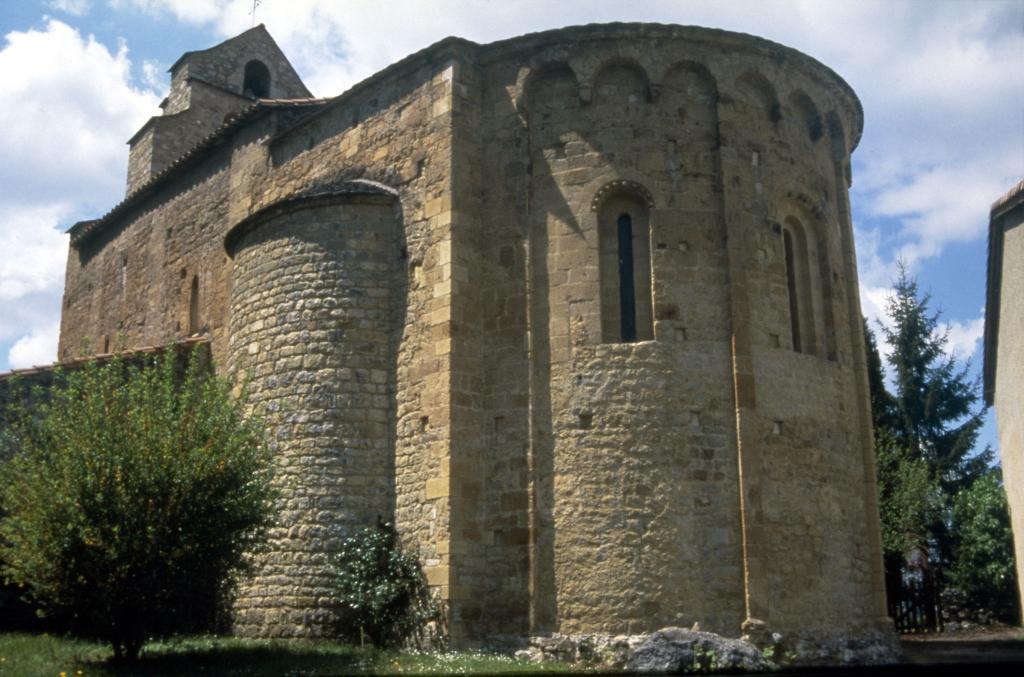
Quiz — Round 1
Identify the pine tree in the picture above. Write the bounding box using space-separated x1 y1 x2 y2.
866 317 939 611
864 317 898 434
879 266 991 499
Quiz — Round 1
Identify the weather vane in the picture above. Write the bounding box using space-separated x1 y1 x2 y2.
250 0 262 27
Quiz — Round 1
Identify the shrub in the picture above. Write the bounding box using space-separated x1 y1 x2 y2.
947 471 1019 623
330 521 438 647
0 347 274 661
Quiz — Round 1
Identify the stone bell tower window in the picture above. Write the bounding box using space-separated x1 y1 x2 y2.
243 60 271 99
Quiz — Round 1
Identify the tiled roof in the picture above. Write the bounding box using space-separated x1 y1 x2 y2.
991 179 1024 215
0 336 210 382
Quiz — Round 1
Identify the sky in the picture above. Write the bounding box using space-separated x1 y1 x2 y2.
0 0 1020 454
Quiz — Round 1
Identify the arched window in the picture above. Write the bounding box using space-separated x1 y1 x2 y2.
783 229 803 352
188 275 200 335
782 218 816 354
243 60 271 99
598 191 653 343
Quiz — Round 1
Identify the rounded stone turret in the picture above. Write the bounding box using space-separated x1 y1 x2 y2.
225 189 402 637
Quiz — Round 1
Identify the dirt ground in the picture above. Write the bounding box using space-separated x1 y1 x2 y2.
900 626 1024 665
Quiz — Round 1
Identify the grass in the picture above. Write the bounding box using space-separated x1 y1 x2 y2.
0 633 582 676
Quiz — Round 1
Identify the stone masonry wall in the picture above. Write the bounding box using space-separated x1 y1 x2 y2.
238 50 468 632
128 25 310 194
127 80 252 194
63 38 468 634
168 24 311 112
227 198 401 637
60 140 236 367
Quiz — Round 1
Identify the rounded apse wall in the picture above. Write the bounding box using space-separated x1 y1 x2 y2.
226 195 401 637
483 25 882 638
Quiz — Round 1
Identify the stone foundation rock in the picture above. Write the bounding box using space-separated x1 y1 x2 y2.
500 624 902 671
750 626 903 667
627 628 773 673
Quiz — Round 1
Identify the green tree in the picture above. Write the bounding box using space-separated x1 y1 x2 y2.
864 317 898 434
879 267 991 497
874 428 941 558
866 320 939 595
0 348 274 661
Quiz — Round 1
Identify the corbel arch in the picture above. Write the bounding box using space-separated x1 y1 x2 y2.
591 58 652 106
788 89 824 143
520 61 581 117
737 70 781 124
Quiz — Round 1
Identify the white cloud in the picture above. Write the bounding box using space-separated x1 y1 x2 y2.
141 58 167 90
0 203 68 370
108 0 230 24
8 319 61 369
869 163 1014 265
46 0 92 16
0 19 161 370
943 315 986 362
845 1 1022 272
0 204 69 303
0 19 161 209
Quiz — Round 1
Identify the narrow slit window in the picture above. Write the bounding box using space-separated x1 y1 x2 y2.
784 229 802 353
618 213 637 342
188 275 200 335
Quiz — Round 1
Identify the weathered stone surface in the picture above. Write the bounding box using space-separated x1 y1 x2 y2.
761 627 903 667
626 628 772 673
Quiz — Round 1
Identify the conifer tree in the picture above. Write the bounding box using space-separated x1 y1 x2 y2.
864 317 898 434
879 266 991 499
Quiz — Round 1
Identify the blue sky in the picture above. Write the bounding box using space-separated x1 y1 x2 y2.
0 0 1020 455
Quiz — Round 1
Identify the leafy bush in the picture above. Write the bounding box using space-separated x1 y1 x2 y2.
330 521 438 647
874 429 942 558
0 347 274 661
947 471 1019 623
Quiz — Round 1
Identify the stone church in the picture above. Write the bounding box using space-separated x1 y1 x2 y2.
54 22 895 655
